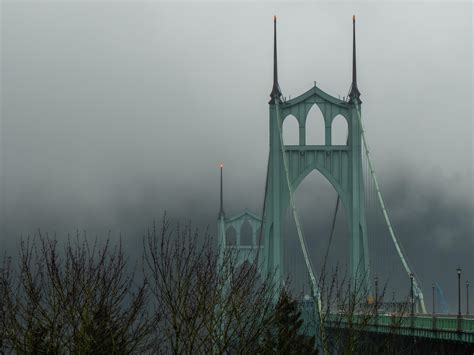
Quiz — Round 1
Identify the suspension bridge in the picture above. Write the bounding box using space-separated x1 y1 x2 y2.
216 16 474 348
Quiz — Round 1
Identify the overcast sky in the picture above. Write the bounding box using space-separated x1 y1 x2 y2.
1 1 472 310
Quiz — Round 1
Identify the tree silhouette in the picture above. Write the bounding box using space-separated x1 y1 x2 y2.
259 288 317 354
0 234 150 354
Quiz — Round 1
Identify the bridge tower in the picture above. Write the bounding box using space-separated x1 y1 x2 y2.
262 16 370 291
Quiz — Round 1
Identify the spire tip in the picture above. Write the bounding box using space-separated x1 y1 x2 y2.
269 14 282 104
349 13 361 104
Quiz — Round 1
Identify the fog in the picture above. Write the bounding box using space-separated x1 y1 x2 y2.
1 1 472 310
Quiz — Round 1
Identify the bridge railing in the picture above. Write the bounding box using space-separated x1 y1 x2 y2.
322 313 474 340
299 302 474 344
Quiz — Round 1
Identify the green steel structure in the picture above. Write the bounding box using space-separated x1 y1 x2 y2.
323 313 474 344
298 300 474 345
218 16 370 296
216 15 474 345
263 15 370 292
217 164 264 274
218 16 429 311
334 314 474 343
298 299 474 344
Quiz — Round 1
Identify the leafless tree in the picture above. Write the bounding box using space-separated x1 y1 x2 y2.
1 216 350 354
0 232 150 354
305 263 411 354
142 215 279 354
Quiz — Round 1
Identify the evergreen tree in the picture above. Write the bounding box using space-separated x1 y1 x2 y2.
259 289 318 354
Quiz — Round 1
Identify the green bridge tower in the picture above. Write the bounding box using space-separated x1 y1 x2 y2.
262 16 370 291
217 16 371 296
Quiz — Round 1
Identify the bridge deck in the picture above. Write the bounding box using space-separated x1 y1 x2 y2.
324 314 474 343
299 302 474 344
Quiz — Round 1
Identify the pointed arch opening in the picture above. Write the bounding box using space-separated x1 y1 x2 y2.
226 226 237 246
282 115 299 145
240 220 253 246
283 169 349 296
332 115 349 145
306 105 325 145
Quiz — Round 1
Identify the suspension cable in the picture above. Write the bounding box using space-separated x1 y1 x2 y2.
322 134 351 270
354 102 427 314
257 152 270 250
275 101 322 314
322 196 340 272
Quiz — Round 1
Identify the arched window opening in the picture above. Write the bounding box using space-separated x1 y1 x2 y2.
306 105 325 145
282 115 299 145
240 220 253 246
332 115 348 145
226 226 237 246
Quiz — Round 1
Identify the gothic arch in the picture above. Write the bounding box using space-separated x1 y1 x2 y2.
282 114 299 145
331 114 349 145
305 104 325 145
291 165 349 214
240 220 253 245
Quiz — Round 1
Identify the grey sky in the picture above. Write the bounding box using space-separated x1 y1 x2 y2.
1 2 473 309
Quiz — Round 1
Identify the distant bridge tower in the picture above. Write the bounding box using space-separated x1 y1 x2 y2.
262 16 370 290
217 164 263 270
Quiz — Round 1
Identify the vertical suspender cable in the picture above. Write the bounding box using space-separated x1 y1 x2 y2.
322 197 340 273
354 103 427 314
257 153 270 256
275 101 322 314
322 135 349 274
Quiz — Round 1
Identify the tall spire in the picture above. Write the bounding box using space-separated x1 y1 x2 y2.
269 15 282 104
218 163 225 219
349 15 361 104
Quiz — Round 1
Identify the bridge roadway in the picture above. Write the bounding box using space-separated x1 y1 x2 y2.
299 302 474 345
324 314 474 344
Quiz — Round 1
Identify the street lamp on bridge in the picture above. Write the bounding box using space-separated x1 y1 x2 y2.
467 281 470 316
457 267 462 318
374 276 378 315
391 290 396 314
410 273 414 316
